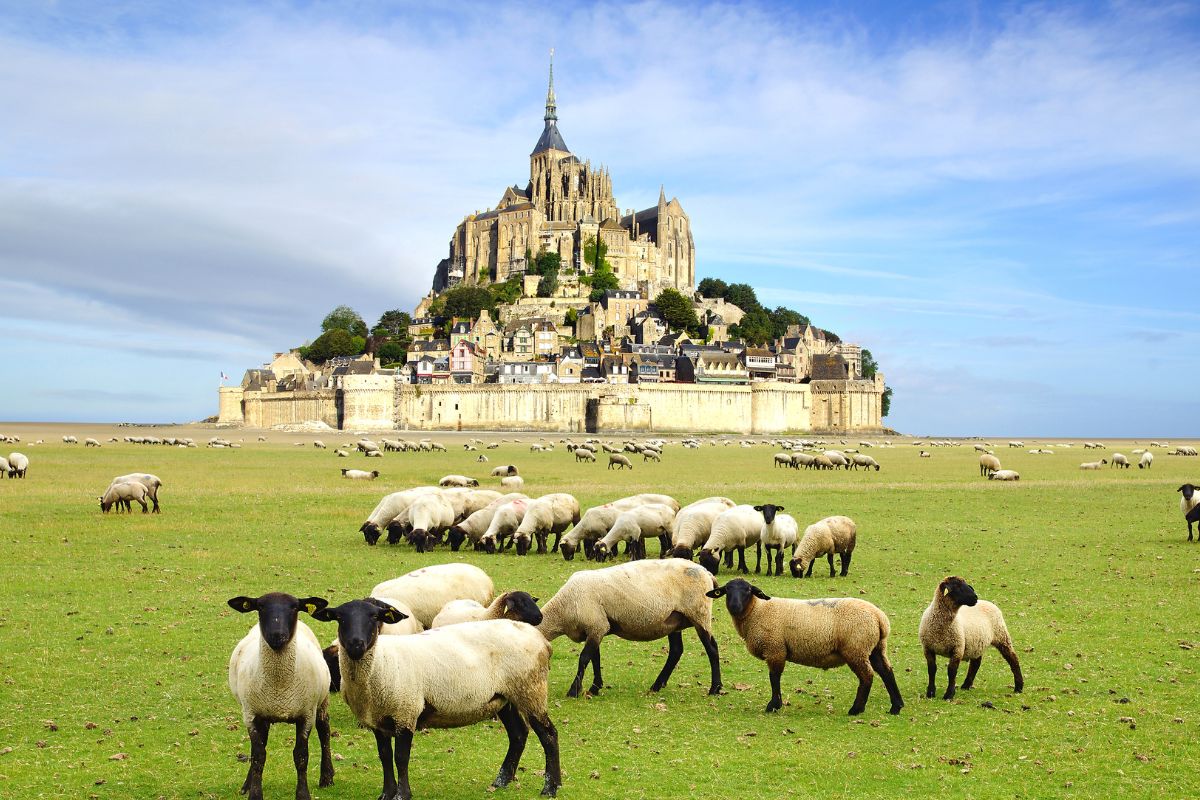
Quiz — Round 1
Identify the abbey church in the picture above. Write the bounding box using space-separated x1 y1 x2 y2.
432 59 696 296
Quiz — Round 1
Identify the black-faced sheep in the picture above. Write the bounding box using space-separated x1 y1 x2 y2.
591 503 676 563
850 454 880 471
607 453 632 470
788 515 856 578
1139 451 1154 469
7 452 29 479
538 559 722 698
446 493 528 551
490 465 519 477
370 563 495 629
342 469 380 480
439 474 480 488
1111 453 1130 468
312 601 561 799
697 505 764 576
755 504 798 577
99 480 149 513
1179 484 1200 541
359 487 440 545
227 593 334 800
707 579 903 716
430 591 543 628
107 473 163 512
918 576 1023 700
512 493 581 556
668 497 737 560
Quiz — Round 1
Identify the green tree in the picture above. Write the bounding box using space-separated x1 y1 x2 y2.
375 309 412 338
442 286 496 320
860 348 879 379
768 306 809 340
697 277 728 299
725 283 759 313
882 386 893 417
564 307 578 328
306 328 358 363
321 305 368 338
653 289 698 332
731 306 772 345
533 250 562 297
588 265 619 302
583 236 613 272
489 277 522 305
377 341 407 366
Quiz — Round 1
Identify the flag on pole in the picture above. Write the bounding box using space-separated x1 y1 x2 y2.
220 372 229 381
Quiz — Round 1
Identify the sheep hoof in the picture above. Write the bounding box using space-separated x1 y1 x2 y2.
889 703 903 715
847 705 865 716
588 683 603 695
566 685 582 698
924 688 935 699
541 782 559 797
764 701 781 713
319 769 334 788
492 772 513 789
942 690 956 701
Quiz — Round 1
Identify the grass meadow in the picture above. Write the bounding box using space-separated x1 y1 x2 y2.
1 424 1199 800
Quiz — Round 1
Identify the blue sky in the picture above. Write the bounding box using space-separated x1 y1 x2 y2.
1 1 1197 435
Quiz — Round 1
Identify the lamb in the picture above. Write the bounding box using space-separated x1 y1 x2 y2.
108 473 163 512
7 452 29 479
850 454 880 471
707 579 903 716
342 469 380 480
918 576 1023 700
403 493 457 551
789 515 857 578
512 493 581 555
370 563 495 628
1079 460 1107 470
99 480 150 513
574 448 596 463
538 559 722 698
607 453 633 470
592 503 676 563
359 487 440 545
430 591 543 628
490 465 519 477
668 497 738 560
446 493 528 551
479 498 529 554
1178 484 1200 541
988 469 1021 481
755 504 799 577
438 474 480 488
978 454 1002 477
696 505 765 576
1139 451 1154 469
312 602 561 799
1111 453 1130 468
226 592 334 800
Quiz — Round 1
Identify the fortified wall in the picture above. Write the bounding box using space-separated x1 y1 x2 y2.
218 375 885 434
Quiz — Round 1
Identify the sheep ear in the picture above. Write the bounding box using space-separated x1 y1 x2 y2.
776 506 785 512
751 587 771 601
310 606 339 622
942 587 950 597
378 607 408 624
228 596 258 613
705 586 726 598
298 597 328 616
753 505 763 512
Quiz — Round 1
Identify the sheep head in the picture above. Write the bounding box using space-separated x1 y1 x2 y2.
936 576 978 608
500 591 543 626
311 598 407 661
360 521 382 546
697 548 721 576
706 579 770 617
753 504 784 524
228 593 328 652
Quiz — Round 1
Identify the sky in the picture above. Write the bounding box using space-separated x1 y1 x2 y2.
1 0 1197 436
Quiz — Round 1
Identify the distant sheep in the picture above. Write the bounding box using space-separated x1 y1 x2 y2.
100 480 149 513
988 469 1020 481
978 454 1001 477
7 452 29 479
341 469 379 480
1111 453 1130 468
919 576 1023 700
1139 451 1154 469
574 448 596 463
439 474 480 488
1079 460 1107 470
490 465 519 477
607 453 633 470
84 438 101 447
108 473 163 512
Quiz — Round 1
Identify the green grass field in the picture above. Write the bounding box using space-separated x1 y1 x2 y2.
2 426 1198 800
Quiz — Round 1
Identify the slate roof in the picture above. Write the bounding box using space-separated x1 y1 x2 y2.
532 120 569 155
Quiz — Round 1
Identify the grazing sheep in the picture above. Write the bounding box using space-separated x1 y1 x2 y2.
359 487 440 545
1079 460 1107 470
357 439 380 454
477 454 489 463
7 452 29 479
227 593 334 800
1139 451 1154 469
707 579 903 716
812 454 835 470
402 493 457 551
988 469 1020 481
63 435 78 444
0 455 8 476
342 469 380 480
697 505 765 576
500 475 525 491
642 449 661 463
919 576 1023 700
438 474 480 488
538 559 722 698
668 498 738 560
99 480 149 513
511 493 581 556
755 504 799 577
84 437 101 447
480 498 529 554
446 493 529 551
978 454 1002 477
850 454 880 471
313 440 327 449
1111 453 1130 468
370 564 495 629
574 448 596 463
490 465 519 477
1178 484 1200 541
430 591 543 628
1008 441 1024 448
108 473 163 512
335 450 349 458
790 452 815 469
312 602 561 799
789 516 856 579
822 450 849 469
592 503 676 563
607 453 633 470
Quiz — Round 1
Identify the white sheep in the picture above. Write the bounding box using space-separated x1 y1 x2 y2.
988 469 1021 481
789 515 857 578
919 576 1023 700
696 505 765 576
438 474 480 488
642 449 661 463
479 498 530 554
592 503 677 563
445 492 529 551
7 452 29 479
500 475 525 491
850 454 880 471
1178 484 1200 541
227 593 334 799
538 559 723 698
342 468 380 480
312 603 561 799
822 450 849 469
668 497 737 560
1111 453 1130 468
707 578 904 716
574 447 596 463
358 486 440 545
512 493 581 556
84 437 101 447
108 473 163 512
978 454 1001 477
430 591 543 628
773 453 792 468
490 464 519 477
607 453 633 470
1079 460 1107 470
370 563 495 629
313 440 327 449
99 480 150 513
755 504 798 577
0 455 8 476
1139 451 1154 469
403 493 458 551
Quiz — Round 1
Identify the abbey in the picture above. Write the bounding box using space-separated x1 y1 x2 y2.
432 59 696 296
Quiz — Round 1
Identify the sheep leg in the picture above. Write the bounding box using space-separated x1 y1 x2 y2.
658 533 670 558
316 703 333 787
550 531 562 553
754 541 761 574
723 549 734 569
650 630 684 691
736 546 748 574
535 530 548 554
827 553 836 577
243 717 270 800
774 548 784 577
292 721 312 800
846 657 875 715
527 714 562 797
961 657 983 690
869 649 904 715
695 626 723 695
567 639 602 697
923 648 938 698
942 656 962 700
764 661 784 712
841 551 853 576
151 496 160 513
805 560 815 578
492 703 528 789
995 641 1024 693
382 726 414 800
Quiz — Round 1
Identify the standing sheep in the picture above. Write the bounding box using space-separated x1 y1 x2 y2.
227 593 334 800
538 559 722 698
789 516 857 579
574 448 596 463
918 576 1023 700
591 503 676 563
359 487 440 545
430 591 543 628
108 473 163 512
1111 453 1130 468
1179 484 1200 541
445 493 529 551
755 504 798 577
978 454 1002 477
849 454 880 471
480 498 529 554
668 497 737 560
707 579 903 716
607 453 633 470
512 493 581 556
696 505 765 576
1139 451 1154 469
7 452 29 479
99 480 150 513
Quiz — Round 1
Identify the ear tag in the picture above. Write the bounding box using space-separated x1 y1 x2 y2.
942 587 949 597
243 600 255 610
304 603 318 614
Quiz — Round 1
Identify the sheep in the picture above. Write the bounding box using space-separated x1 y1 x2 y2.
919 451 931 458
574 448 596 463
430 591 543 628
919 576 1023 700
359 487 440 545
642 449 661 463
707 578 903 716
490 465 519 477
822 450 849 469
1178 484 1200 541
438 474 480 488
342 469 380 480
500 475 525 491
773 453 792 468
607 453 633 470
311 602 561 799
989 469 1020 481
429 441 447 452
1139 451 1154 469
538 559 722 698
977 453 1001 477
1079 460 1107 470
850 454 880 471
63 435 78 444
84 437 101 447
370 563 495 629
313 440 327 449
789 516 856 579
486 442 500 450
696 505 765 576
790 452 815 469
668 497 738 560
7 452 29 479
592 503 676 563
755 504 799 577
446 493 529 551
357 439 380 454
364 450 382 458
480 498 529 554
811 454 834 470
512 493 581 556
439 488 503 521
227 593 334 800
1111 453 1130 468
108 473 163 512
477 454 489 463
336 450 349 457
402 493 457 551
1008 441 1024 448
99 480 149 513
0 455 8 476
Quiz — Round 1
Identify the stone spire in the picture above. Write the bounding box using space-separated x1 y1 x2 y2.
659 185 666 207
531 49 569 155
545 49 557 122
